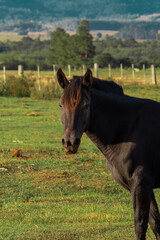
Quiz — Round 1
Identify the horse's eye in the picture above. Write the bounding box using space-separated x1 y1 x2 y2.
59 103 62 108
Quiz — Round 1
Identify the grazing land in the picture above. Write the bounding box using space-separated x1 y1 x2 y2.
0 86 160 239
1 67 160 86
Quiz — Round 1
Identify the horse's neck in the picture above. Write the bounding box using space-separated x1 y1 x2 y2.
86 131 120 163
88 91 123 142
86 91 131 160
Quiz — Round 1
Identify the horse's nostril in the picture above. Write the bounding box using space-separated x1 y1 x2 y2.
62 138 65 146
62 138 80 151
67 141 72 147
74 138 80 146
62 139 72 147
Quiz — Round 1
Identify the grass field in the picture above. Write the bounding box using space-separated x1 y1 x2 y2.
1 86 160 239
0 32 49 42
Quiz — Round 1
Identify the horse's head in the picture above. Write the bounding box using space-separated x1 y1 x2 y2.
57 68 92 154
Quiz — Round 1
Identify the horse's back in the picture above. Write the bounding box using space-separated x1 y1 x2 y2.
92 78 124 95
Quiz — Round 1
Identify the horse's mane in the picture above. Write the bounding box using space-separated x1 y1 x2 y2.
63 76 123 111
63 78 82 111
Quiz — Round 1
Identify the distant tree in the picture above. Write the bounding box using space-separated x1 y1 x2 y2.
67 34 83 67
48 21 95 68
122 38 138 48
0 51 24 69
94 53 115 68
76 20 95 66
118 57 131 67
97 33 102 39
0 41 8 53
48 28 70 67
139 59 150 69
105 35 123 48
20 37 34 50
93 39 107 55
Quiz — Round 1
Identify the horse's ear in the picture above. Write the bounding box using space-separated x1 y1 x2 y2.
83 69 93 87
57 68 69 88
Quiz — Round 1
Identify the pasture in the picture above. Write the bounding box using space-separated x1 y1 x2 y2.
0 85 160 239
0 32 49 42
0 67 160 87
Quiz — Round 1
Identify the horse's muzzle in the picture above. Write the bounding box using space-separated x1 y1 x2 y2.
62 138 80 154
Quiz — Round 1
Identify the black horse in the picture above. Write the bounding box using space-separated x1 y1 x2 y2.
57 68 160 240
72 74 124 95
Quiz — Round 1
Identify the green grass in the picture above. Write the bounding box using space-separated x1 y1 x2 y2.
1 86 160 239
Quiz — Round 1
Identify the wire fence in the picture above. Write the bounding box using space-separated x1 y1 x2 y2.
0 64 160 87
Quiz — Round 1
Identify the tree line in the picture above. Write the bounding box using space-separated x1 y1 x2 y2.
1 20 160 70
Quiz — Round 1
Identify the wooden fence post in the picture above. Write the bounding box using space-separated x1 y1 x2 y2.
94 63 98 78
83 64 86 75
68 64 71 78
132 64 135 82
151 64 157 85
37 65 41 91
120 64 124 84
18 65 23 77
143 64 146 84
53 64 56 76
3 66 6 85
108 64 112 78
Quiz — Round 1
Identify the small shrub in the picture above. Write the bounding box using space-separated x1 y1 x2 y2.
30 82 62 100
0 75 61 99
2 76 31 97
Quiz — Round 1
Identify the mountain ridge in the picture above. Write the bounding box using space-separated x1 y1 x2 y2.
1 0 160 22
1 0 160 39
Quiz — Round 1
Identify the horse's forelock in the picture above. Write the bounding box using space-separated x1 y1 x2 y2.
63 79 82 111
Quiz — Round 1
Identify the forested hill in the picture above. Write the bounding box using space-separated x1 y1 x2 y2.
1 0 160 21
